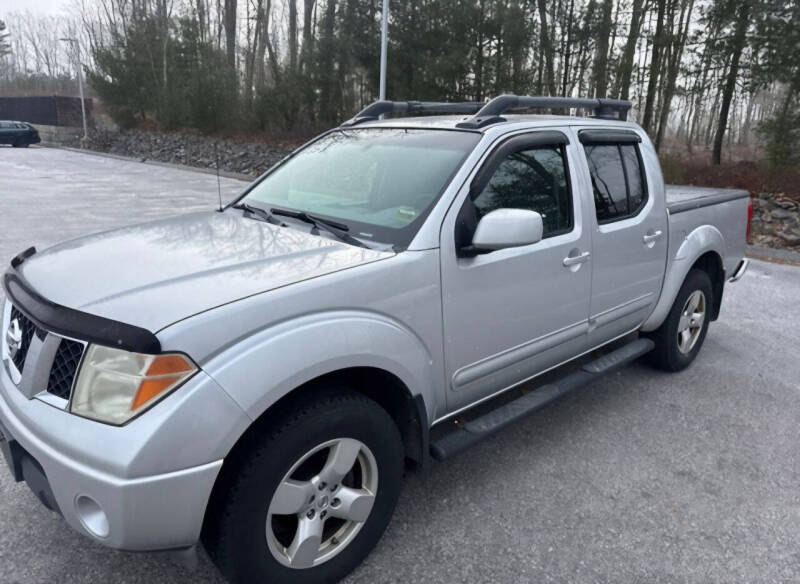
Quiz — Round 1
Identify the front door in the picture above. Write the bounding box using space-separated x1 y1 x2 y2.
577 128 669 346
440 131 593 413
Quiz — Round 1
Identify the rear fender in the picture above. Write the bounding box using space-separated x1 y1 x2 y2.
641 225 724 332
202 310 439 426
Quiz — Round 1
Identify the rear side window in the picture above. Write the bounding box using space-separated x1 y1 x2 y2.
584 143 647 222
473 146 573 238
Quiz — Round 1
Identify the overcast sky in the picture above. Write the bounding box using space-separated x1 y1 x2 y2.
0 0 69 16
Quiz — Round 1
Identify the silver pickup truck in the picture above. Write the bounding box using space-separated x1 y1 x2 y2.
1 96 750 584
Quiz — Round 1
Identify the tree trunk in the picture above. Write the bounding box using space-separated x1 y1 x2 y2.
642 0 667 135
573 0 596 96
475 0 485 101
537 0 556 95
288 0 298 74
299 0 316 75
616 0 645 100
318 0 336 122
712 0 751 165
196 0 206 43
637 8 654 114
224 0 237 71
655 0 694 151
254 0 268 88
592 0 613 98
561 0 575 96
687 13 720 151
245 0 264 104
263 0 281 83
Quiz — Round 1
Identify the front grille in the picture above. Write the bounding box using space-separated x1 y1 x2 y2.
46 339 85 400
9 306 39 372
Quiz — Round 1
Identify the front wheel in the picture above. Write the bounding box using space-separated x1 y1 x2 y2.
204 388 404 584
645 268 713 372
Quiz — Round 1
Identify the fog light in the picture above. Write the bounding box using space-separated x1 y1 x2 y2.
75 495 110 538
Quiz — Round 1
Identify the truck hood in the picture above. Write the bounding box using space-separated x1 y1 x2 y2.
18 211 393 332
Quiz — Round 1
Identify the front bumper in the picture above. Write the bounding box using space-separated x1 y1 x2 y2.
0 363 249 551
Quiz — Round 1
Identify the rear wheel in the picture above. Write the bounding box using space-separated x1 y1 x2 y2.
646 268 713 372
204 387 404 584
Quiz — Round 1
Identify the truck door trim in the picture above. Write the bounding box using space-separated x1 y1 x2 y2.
589 292 654 330
451 319 588 390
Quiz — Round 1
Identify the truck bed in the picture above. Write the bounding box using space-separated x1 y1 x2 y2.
664 184 749 281
666 185 749 215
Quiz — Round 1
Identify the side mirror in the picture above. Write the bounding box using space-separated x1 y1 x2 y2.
470 208 543 252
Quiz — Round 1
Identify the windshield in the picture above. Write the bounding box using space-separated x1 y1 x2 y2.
241 128 480 248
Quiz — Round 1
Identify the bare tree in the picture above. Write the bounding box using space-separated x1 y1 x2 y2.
224 0 237 70
712 0 751 164
654 0 694 151
592 0 613 97
616 0 647 101
642 0 667 134
536 0 557 95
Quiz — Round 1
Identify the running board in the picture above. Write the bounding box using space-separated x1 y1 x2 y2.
429 338 655 461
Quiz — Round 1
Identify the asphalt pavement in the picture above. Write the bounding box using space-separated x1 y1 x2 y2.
1 147 799 583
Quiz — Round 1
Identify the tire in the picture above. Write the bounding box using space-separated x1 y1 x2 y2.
645 268 713 372
204 387 404 584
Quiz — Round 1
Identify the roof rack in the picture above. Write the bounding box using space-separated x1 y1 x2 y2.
341 100 485 126
341 94 632 129
456 95 631 128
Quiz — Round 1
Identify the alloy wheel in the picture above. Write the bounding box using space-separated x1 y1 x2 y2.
677 290 706 354
265 438 379 569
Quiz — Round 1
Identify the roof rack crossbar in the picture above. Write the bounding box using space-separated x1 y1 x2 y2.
342 100 485 126
456 95 631 128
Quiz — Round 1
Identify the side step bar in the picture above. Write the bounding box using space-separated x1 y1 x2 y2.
430 338 655 461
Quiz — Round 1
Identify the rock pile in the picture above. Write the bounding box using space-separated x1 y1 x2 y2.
69 129 297 178
751 195 800 248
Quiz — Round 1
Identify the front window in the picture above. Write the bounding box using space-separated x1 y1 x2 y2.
473 145 573 238
241 128 480 249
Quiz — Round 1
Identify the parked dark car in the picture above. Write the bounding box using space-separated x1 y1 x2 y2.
0 121 41 147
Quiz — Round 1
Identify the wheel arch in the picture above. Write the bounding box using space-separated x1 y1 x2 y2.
690 251 725 321
201 365 429 541
642 225 726 332
228 366 427 467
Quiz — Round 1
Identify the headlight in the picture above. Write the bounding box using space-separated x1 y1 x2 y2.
70 345 197 425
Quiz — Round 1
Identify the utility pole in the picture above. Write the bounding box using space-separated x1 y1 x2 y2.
60 37 88 144
379 0 389 101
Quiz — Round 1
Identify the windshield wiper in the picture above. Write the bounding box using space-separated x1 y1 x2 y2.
270 208 371 249
233 202 285 226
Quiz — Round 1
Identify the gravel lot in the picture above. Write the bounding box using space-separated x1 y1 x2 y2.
1 147 799 584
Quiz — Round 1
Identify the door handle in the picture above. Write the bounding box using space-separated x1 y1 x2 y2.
643 230 663 244
562 251 591 267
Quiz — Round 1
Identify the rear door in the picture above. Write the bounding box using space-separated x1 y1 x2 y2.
576 128 668 346
440 131 593 413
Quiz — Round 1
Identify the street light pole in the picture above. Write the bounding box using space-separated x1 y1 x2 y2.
379 0 389 101
60 37 88 143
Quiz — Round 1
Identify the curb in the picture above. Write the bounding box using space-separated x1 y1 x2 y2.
746 244 800 266
51 145 253 182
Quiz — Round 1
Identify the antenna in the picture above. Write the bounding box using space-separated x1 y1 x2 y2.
214 141 223 212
